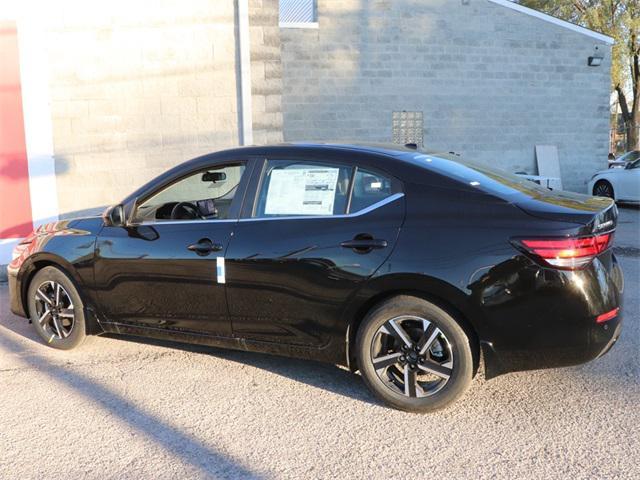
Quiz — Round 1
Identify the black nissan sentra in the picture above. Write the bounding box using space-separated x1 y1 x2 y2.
8 143 624 412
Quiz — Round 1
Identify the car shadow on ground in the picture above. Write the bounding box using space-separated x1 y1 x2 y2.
103 333 383 407
0 304 380 407
0 328 265 479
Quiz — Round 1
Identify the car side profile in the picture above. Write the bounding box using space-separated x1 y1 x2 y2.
8 143 624 412
588 158 640 204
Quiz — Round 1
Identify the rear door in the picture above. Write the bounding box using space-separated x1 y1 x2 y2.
225 157 405 347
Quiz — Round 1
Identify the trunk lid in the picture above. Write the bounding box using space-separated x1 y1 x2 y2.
512 188 617 233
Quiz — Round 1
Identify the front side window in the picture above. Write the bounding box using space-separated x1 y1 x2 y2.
133 163 245 223
253 160 400 219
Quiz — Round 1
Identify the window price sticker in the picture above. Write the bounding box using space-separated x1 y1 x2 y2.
265 168 340 216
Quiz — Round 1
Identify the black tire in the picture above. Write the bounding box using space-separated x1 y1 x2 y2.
356 295 473 412
27 266 88 350
593 180 614 199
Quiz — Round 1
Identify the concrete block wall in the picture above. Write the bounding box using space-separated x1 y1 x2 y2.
281 0 612 192
45 0 282 215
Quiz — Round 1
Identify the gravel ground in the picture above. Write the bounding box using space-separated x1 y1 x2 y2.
1 207 638 480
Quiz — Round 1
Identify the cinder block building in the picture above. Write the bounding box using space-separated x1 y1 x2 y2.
281 0 613 192
0 0 613 266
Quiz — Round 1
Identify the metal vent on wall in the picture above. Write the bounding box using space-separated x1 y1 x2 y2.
392 111 424 146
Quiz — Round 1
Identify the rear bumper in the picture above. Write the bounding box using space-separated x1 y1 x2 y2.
479 251 624 378
483 311 622 378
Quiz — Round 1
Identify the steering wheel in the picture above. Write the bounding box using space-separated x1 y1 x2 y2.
170 202 200 220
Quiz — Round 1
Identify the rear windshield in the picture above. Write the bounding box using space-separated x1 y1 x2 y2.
410 153 550 198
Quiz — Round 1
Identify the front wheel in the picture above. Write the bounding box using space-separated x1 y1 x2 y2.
593 180 614 199
356 296 474 412
27 266 89 350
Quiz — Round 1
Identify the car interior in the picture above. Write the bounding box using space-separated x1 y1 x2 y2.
133 165 245 223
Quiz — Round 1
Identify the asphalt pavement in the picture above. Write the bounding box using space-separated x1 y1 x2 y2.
1 207 638 479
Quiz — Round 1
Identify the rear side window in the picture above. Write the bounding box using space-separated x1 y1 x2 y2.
350 168 398 213
254 160 401 218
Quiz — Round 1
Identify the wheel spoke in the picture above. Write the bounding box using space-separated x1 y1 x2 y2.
38 308 51 325
383 318 412 347
372 352 402 371
58 309 74 319
52 317 66 338
55 283 62 306
418 360 452 380
36 288 53 306
417 322 440 355
403 365 417 397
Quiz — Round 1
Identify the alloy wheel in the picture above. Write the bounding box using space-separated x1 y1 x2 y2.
594 182 613 198
33 281 75 340
370 315 453 398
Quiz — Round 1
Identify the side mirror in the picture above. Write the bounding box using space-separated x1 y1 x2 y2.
103 204 125 227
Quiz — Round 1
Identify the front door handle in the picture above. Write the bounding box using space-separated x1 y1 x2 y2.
341 235 388 253
187 238 223 256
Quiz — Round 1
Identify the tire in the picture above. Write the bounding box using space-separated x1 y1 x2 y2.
27 266 88 350
356 295 473 412
593 180 614 199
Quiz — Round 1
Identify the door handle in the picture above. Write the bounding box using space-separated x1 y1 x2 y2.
187 238 223 256
341 235 388 253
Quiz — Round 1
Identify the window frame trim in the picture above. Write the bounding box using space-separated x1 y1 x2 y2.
243 157 403 222
238 193 404 223
279 21 319 29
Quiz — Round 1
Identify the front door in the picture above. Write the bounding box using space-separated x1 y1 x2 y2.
225 158 405 347
94 161 249 335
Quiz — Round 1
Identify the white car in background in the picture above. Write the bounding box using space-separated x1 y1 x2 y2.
588 159 640 203
609 150 640 169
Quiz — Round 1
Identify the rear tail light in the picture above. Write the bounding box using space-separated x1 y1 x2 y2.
515 232 613 270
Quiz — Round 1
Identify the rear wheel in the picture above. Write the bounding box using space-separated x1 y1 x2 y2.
356 296 473 412
27 266 88 350
593 180 614 199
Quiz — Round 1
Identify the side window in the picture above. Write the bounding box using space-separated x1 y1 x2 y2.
254 160 351 218
349 167 400 213
280 0 317 26
133 163 245 223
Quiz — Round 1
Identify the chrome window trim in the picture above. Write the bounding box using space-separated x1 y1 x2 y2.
135 218 239 227
130 193 404 226
240 192 404 222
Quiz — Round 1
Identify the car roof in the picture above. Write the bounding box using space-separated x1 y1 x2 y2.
208 141 456 161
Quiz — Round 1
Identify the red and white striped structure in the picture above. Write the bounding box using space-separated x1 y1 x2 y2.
0 18 58 264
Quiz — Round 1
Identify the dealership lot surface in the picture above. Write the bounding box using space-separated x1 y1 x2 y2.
1 208 638 479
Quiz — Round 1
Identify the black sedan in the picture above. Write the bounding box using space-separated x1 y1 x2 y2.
8 143 624 412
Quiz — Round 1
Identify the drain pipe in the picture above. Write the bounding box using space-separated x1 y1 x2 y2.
237 0 253 145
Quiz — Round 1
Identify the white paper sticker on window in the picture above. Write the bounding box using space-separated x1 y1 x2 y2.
265 168 340 216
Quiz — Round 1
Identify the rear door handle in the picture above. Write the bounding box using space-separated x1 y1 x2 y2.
340 237 388 252
187 238 223 256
